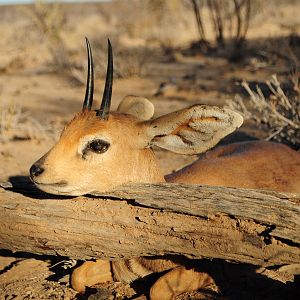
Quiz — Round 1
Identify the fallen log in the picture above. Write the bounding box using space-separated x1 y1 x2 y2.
0 178 299 268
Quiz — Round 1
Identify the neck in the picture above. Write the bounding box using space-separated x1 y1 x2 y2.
131 149 165 184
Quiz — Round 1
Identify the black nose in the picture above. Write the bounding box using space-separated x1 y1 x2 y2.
30 164 44 178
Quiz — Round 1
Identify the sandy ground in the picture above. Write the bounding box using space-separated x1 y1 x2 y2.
1 1 300 299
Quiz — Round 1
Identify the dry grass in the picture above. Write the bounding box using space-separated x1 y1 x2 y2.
107 0 190 48
92 36 158 78
20 1 166 80
0 99 59 142
114 46 155 78
227 74 300 150
20 0 70 71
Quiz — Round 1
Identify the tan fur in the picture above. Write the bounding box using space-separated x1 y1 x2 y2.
117 95 155 120
71 260 112 292
167 140 300 192
150 267 215 300
32 111 164 196
112 257 179 283
30 98 300 299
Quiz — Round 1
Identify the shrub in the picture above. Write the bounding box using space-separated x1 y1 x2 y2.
227 74 300 150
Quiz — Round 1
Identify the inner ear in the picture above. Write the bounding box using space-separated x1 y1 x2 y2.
142 105 243 155
117 95 154 120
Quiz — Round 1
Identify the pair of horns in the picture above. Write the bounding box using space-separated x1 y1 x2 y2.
82 38 113 120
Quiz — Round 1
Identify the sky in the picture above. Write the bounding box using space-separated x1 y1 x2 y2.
0 0 110 5
0 0 32 3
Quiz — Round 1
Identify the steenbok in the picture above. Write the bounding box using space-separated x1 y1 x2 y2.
30 39 300 300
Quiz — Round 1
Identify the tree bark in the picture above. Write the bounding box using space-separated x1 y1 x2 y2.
0 179 299 267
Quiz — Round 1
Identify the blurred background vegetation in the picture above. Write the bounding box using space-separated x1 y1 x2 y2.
0 0 299 149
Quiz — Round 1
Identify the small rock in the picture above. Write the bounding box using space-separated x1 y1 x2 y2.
58 274 70 284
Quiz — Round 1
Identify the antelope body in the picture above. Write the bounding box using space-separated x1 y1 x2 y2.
30 40 300 300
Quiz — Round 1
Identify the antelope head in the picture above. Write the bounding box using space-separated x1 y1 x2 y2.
29 39 243 196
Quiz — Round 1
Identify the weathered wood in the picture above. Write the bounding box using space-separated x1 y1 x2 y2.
0 179 299 267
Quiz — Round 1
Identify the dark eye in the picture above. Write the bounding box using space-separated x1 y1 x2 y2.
88 140 110 154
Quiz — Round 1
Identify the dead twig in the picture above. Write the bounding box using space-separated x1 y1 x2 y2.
227 75 300 150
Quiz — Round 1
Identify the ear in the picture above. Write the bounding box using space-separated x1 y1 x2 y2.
142 105 243 155
117 95 154 120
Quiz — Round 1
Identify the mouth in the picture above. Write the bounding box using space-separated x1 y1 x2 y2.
32 180 89 196
31 180 68 188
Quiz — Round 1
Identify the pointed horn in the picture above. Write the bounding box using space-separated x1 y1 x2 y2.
97 39 113 120
82 37 94 111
